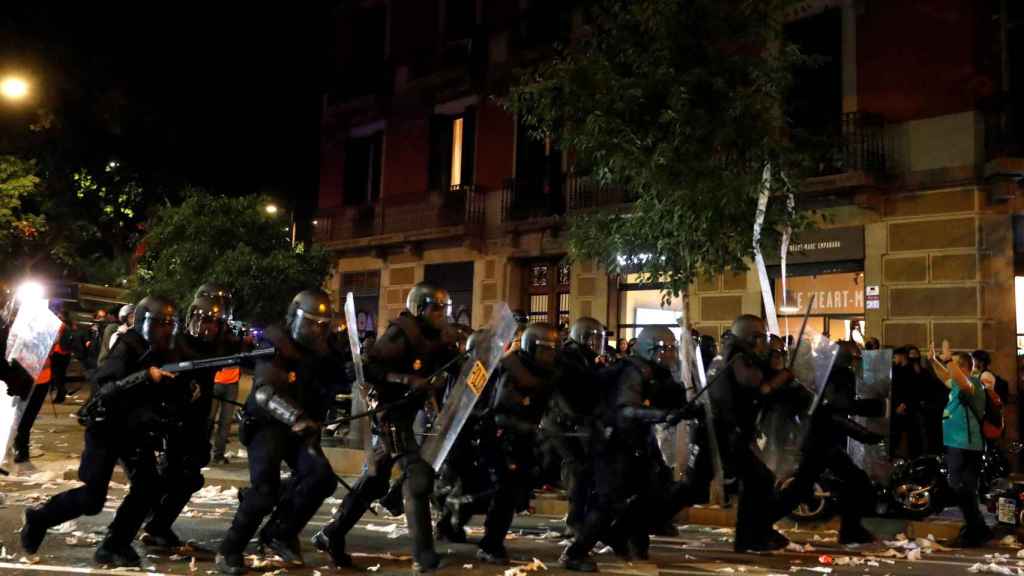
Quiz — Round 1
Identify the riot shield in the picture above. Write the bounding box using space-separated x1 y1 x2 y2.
693 342 726 501
421 303 517 472
5 302 61 381
848 349 893 484
790 329 839 397
344 293 375 475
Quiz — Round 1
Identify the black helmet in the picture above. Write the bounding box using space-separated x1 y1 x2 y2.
286 289 333 351
520 322 561 369
569 317 606 355
406 282 450 332
134 295 179 352
185 294 227 342
118 303 136 324
195 282 234 320
634 326 678 368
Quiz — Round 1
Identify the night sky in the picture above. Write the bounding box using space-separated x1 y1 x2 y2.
0 3 332 210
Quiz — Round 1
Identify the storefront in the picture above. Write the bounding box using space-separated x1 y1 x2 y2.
767 226 867 343
615 273 684 344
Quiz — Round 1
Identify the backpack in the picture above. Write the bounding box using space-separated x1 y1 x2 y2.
964 372 1004 441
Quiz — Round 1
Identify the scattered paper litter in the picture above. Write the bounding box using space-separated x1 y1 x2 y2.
367 564 381 572
987 553 1012 563
0 547 16 560
48 520 78 534
595 545 614 555
192 485 240 504
503 558 548 576
1017 549 1024 559
1002 536 1021 548
463 564 474 569
313 572 321 576
968 563 1024 576
906 549 922 562
789 568 831 574
786 542 815 553
363 523 408 539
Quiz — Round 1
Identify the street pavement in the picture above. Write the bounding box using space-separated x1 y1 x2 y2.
1 396 1022 576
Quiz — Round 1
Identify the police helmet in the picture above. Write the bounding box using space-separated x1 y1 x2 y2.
569 317 606 355
521 322 561 369
195 283 234 320
406 283 451 318
118 303 136 324
634 326 678 367
185 294 226 342
286 289 333 351
134 295 179 351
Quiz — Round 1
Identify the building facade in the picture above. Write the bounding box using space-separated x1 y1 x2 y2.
318 0 1023 427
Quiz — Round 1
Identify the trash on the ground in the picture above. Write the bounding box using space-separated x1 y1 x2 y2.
503 558 547 576
0 547 15 560
192 485 240 504
818 555 833 565
48 519 78 534
463 564 474 570
968 563 1024 575
987 553 1012 563
789 568 831 574
877 549 904 558
1002 536 1021 548
364 523 408 539
595 545 614 555
785 542 815 553
19 556 40 565
170 554 187 561
906 549 922 562
366 564 381 572
190 557 198 572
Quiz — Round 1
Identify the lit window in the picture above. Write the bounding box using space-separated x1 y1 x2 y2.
450 117 464 188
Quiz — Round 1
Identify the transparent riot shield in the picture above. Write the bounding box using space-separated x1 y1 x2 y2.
790 329 840 398
5 303 62 381
848 349 893 484
344 292 375 475
421 303 517 472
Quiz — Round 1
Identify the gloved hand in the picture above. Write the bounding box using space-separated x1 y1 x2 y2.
291 417 321 441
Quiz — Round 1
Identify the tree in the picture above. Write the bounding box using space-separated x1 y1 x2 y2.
504 0 813 298
130 190 331 325
0 155 50 277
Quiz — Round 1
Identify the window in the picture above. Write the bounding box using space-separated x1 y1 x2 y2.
344 132 382 205
430 108 476 191
524 259 570 326
618 279 683 343
340 271 381 338
450 117 464 187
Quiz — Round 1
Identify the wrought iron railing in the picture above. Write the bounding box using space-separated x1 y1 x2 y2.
565 174 638 212
315 185 484 242
802 112 887 177
500 177 566 222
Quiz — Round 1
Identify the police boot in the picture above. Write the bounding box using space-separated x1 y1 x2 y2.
20 507 47 555
312 529 353 568
259 535 304 566
141 526 183 549
476 545 510 565
434 511 467 544
559 548 598 573
215 552 247 575
94 537 141 568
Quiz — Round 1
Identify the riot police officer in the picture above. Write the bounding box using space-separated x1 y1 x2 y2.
560 326 698 572
215 290 340 575
544 317 605 537
314 282 459 573
709 315 795 553
775 341 882 544
470 323 562 564
21 296 181 567
138 292 239 548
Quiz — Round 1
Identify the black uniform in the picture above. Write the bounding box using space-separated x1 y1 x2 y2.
218 326 339 558
774 363 881 541
319 312 457 568
477 350 558 557
542 340 601 534
564 357 693 562
137 331 244 542
23 331 178 555
709 348 787 552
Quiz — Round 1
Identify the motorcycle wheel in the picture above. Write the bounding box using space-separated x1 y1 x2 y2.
778 476 832 521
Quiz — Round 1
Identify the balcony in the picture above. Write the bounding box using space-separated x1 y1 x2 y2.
565 174 638 212
983 99 1024 180
314 185 485 251
801 112 888 192
500 177 565 225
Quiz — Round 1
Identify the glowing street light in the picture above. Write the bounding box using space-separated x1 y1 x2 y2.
265 203 279 215
0 76 30 101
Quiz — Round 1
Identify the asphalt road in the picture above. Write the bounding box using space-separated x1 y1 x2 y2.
0 395 1021 576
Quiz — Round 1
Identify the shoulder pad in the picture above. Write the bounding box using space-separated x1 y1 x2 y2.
392 315 429 355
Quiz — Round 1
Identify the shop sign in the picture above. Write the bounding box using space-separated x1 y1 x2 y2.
764 226 865 265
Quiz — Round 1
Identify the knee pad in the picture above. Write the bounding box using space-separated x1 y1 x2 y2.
403 461 435 498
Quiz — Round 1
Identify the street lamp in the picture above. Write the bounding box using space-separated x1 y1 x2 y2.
264 203 279 215
0 75 30 102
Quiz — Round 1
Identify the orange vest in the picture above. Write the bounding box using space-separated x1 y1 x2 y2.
36 357 53 385
214 366 241 385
